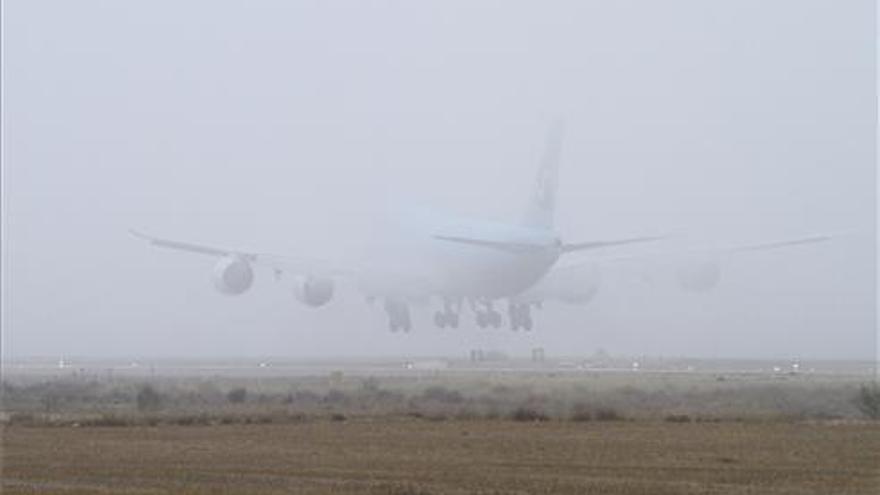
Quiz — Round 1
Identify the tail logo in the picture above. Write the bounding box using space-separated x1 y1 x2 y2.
535 163 554 208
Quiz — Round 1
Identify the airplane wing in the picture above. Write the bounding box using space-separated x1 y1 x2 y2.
518 234 835 304
129 230 351 277
595 234 834 262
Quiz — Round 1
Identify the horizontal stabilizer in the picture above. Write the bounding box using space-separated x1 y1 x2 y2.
433 235 546 254
561 235 666 253
433 234 665 255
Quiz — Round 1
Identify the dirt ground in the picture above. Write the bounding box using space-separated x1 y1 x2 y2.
2 419 878 494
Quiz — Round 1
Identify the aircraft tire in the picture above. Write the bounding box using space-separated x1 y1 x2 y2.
476 312 488 328
489 311 502 328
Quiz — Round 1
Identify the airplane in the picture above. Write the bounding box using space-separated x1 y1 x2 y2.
132 123 829 332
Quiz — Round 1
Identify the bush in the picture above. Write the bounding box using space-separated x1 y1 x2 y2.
7 412 36 426
570 410 593 422
594 408 624 422
854 383 880 420
173 414 211 426
324 389 349 405
570 403 593 422
509 407 549 422
83 414 132 427
665 414 692 423
421 386 464 404
136 385 162 412
226 387 248 404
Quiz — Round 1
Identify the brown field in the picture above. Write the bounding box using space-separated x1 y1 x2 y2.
2 419 879 495
2 359 878 493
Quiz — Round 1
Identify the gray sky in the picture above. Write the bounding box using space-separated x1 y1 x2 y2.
2 0 875 360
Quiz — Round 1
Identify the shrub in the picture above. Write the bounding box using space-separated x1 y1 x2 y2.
665 414 692 423
83 414 132 427
594 408 624 422
324 389 349 405
570 411 593 422
136 385 162 412
7 412 36 426
361 377 381 392
570 403 593 422
226 387 248 404
421 386 464 404
510 407 549 422
854 383 880 420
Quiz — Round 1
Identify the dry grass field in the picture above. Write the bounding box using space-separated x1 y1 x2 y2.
2 418 879 494
2 359 878 494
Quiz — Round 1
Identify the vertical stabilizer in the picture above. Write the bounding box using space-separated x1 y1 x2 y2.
522 120 565 229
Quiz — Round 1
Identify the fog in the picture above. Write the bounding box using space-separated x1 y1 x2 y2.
2 0 875 360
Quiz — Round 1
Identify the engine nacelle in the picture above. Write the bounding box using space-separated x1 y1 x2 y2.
514 263 601 306
212 256 254 295
555 262 601 304
293 276 335 307
676 258 721 292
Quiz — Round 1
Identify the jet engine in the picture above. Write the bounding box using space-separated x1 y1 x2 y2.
212 256 254 295
293 276 335 307
515 262 601 305
676 258 721 292
557 262 601 304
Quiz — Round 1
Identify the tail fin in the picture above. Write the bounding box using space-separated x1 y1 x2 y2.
522 120 565 229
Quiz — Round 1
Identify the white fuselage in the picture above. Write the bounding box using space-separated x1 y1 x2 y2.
356 213 562 302
428 219 561 299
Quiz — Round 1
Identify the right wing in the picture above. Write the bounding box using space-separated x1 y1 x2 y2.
130 229 350 277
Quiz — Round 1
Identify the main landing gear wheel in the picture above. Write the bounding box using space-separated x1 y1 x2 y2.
433 311 460 329
473 300 502 329
433 299 462 329
508 303 533 331
385 299 412 333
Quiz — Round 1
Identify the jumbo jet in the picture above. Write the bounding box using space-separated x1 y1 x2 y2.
133 123 828 332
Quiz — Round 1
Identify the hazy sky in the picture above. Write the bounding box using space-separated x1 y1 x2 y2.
3 0 875 360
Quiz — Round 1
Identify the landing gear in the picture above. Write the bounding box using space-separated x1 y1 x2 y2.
433 299 461 329
433 311 460 328
476 311 502 328
384 299 412 333
508 303 533 331
471 299 502 329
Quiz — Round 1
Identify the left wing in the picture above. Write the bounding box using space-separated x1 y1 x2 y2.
519 234 834 304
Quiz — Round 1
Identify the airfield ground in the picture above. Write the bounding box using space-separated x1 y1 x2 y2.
3 418 879 494
1 357 878 494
